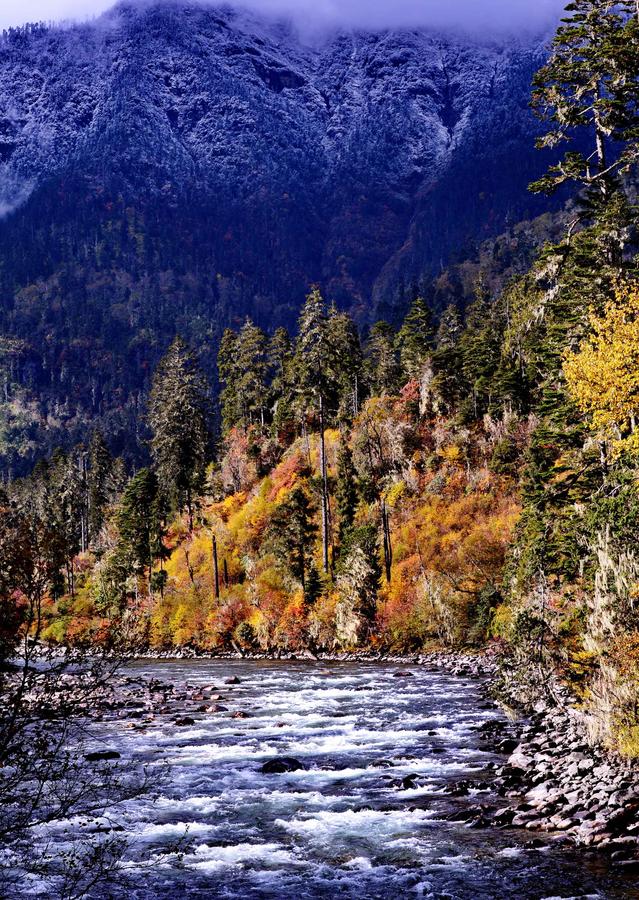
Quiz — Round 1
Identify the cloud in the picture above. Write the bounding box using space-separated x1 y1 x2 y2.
0 0 566 36
0 174 35 221
232 0 565 36
0 0 114 30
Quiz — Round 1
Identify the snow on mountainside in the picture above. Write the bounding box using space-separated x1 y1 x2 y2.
0 2 559 473
0 2 551 308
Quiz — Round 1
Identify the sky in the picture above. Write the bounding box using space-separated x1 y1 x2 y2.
0 0 566 36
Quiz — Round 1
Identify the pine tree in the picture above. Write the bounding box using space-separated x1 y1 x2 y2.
116 468 166 580
431 305 464 414
87 430 113 543
336 524 382 640
531 1 639 211
396 297 434 382
365 322 402 396
458 283 505 420
326 305 364 420
293 288 334 572
148 337 210 529
235 318 269 427
335 438 358 544
268 326 293 424
218 329 241 433
268 485 318 591
46 449 87 594
304 563 323 606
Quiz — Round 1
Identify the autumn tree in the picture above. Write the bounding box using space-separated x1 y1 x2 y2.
148 337 210 529
0 493 58 661
564 282 639 456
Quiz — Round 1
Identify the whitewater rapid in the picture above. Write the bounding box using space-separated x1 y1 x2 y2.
35 661 639 898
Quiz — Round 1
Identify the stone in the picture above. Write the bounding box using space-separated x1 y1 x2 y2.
261 756 306 774
85 750 121 762
174 716 196 726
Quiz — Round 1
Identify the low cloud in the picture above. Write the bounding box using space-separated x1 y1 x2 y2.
0 174 34 220
0 0 566 36
232 0 565 36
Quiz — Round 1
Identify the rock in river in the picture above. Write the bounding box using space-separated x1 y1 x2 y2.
261 757 306 774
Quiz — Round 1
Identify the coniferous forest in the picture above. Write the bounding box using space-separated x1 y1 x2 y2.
5 2 639 897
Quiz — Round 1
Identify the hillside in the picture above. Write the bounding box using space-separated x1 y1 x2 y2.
0 1 557 475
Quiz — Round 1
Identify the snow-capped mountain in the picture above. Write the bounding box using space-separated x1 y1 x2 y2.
0 1 558 472
0 1 551 311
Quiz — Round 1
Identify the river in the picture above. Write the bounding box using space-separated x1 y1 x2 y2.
37 660 639 898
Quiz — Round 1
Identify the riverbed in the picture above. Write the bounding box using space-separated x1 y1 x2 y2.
37 660 639 898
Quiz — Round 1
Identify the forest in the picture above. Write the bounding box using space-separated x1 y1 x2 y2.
3 0 639 761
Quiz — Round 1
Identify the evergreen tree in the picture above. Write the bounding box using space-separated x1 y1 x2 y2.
396 297 434 382
218 329 241 434
531 1 639 212
148 337 210 529
87 430 113 543
326 305 364 420
304 562 323 606
116 468 166 580
457 284 505 420
46 449 88 594
268 485 318 590
268 326 294 427
335 438 358 544
365 322 402 396
235 318 269 427
336 524 382 639
293 288 335 572
431 305 464 414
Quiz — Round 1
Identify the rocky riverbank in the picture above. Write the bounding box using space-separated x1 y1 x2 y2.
424 652 639 867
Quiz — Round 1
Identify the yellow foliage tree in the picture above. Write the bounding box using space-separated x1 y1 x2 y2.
564 285 639 455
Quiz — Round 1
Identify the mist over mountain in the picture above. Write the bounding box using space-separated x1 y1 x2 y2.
1 0 565 36
0 0 557 473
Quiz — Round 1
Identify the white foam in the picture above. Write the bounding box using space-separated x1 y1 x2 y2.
276 807 435 838
188 842 302 872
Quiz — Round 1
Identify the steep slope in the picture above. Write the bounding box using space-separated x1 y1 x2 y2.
0 1 555 473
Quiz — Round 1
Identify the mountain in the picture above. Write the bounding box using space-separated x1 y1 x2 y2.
0 1 555 474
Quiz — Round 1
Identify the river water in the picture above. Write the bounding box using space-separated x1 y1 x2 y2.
44 661 639 898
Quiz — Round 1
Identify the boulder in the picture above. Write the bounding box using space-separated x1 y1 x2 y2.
85 750 121 762
261 756 306 774
174 716 196 727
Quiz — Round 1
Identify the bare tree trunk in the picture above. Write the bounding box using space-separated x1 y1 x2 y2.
593 84 608 201
381 498 392 584
223 557 229 587
212 535 220 600
319 394 330 574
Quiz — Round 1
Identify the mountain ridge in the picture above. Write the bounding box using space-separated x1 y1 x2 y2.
0 1 558 474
